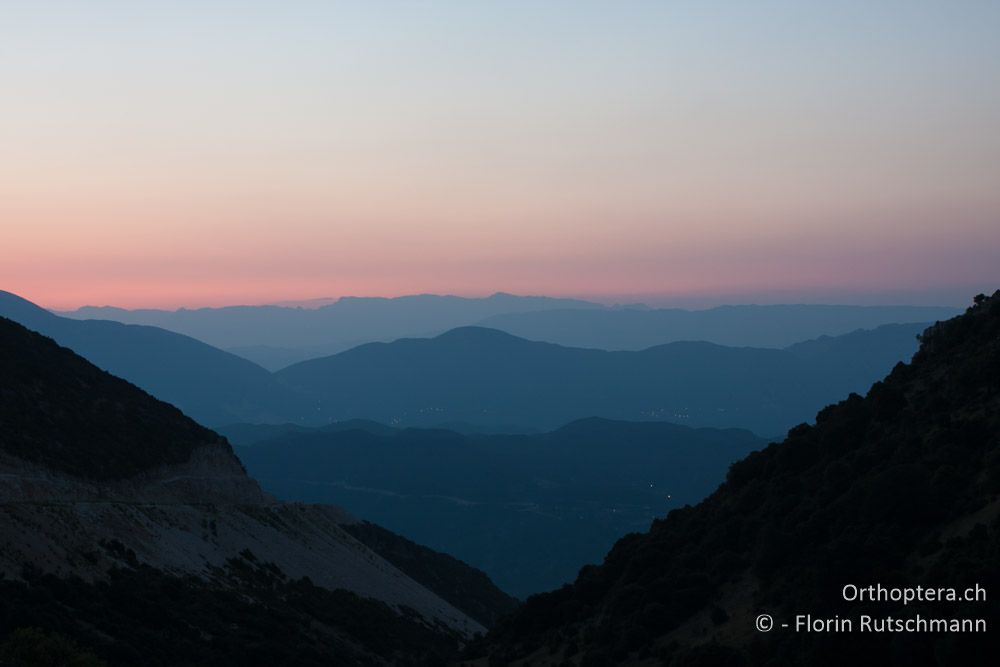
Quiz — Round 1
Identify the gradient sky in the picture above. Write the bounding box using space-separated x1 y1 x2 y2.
2 1 998 309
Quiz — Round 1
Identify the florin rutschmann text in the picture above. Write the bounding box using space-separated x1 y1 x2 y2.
755 584 988 634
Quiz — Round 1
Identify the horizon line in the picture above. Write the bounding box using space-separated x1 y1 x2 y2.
16 284 988 313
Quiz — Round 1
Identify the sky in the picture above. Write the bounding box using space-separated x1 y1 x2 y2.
2 1 998 309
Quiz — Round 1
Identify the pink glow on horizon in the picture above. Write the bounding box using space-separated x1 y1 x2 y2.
4 177 998 310
2 3 998 310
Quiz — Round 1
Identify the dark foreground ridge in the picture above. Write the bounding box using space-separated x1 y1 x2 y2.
0 316 226 479
474 292 1000 666
1 555 461 667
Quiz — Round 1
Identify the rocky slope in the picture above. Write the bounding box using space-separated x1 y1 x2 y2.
0 316 509 664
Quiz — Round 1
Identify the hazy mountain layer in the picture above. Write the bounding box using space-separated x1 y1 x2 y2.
225 419 767 598
62 293 602 367
475 292 1000 665
274 323 928 436
62 296 955 370
479 303 958 350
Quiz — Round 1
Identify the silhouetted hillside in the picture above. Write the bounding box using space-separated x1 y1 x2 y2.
0 291 304 426
0 316 226 479
274 324 929 435
477 304 959 350
1 558 463 667
476 292 1000 666
228 419 767 597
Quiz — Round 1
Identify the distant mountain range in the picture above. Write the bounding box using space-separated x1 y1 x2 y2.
224 418 767 598
275 323 929 436
479 303 960 350
476 294 1000 665
0 315 515 664
61 293 603 369
59 294 957 370
3 289 933 435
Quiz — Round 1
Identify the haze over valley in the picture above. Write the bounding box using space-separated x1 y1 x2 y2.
58 295 957 370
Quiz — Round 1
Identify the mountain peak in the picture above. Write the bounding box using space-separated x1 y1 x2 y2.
433 326 526 343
